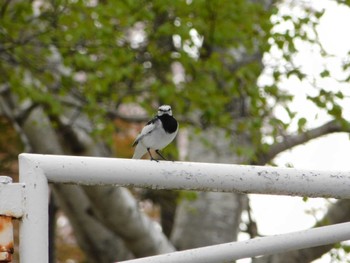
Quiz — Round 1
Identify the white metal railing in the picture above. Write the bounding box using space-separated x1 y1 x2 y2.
0 153 350 262
120 222 350 263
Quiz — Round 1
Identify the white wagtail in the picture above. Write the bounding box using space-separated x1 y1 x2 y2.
132 105 179 160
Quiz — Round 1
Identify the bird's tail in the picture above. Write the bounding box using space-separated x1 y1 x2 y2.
132 144 147 159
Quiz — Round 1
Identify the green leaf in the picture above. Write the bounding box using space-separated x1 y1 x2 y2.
320 69 330 78
328 105 342 118
297 117 307 132
178 191 198 202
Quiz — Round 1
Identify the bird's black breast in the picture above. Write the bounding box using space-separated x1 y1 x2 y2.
159 115 178 133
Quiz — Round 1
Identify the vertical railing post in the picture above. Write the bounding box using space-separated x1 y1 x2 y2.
19 156 49 263
0 176 25 263
0 176 15 263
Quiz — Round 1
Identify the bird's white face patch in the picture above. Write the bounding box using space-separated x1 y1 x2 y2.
157 105 172 116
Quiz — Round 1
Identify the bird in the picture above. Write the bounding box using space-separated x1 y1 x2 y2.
132 105 179 160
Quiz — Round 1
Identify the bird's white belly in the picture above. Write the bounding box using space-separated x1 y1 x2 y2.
141 128 177 150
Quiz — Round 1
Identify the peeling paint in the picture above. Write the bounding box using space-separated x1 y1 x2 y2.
0 178 12 185
0 251 12 262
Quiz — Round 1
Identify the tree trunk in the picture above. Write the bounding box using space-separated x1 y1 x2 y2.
53 184 130 262
171 191 246 249
84 186 175 257
171 129 248 249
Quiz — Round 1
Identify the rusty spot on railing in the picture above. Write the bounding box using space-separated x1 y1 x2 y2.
0 216 13 262
0 251 12 262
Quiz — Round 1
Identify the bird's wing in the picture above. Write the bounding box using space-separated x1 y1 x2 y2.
132 117 159 147
132 143 148 159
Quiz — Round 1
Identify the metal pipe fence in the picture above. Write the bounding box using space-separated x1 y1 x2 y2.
0 153 349 262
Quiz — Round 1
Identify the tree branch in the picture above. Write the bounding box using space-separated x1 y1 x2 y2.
0 0 11 18
255 119 350 165
0 94 33 152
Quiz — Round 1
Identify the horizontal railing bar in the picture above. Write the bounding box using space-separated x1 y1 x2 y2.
19 153 350 199
0 183 25 218
120 222 350 263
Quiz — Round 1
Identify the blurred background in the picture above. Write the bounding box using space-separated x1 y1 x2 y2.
1 0 350 262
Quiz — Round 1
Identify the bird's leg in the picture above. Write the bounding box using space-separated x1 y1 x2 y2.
147 148 158 162
155 150 167 160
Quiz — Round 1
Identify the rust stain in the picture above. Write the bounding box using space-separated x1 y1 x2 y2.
0 251 12 262
0 211 21 219
0 215 14 260
0 216 11 233
0 243 13 253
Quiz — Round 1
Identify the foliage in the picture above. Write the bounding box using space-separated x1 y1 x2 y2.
0 117 22 173
330 243 350 263
1 0 349 157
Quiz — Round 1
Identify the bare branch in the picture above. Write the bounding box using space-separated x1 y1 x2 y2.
255 119 350 165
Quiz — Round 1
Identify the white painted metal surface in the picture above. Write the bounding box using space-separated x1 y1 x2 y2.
20 153 350 198
19 156 49 263
12 153 350 262
119 222 350 263
0 176 23 263
0 182 24 218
